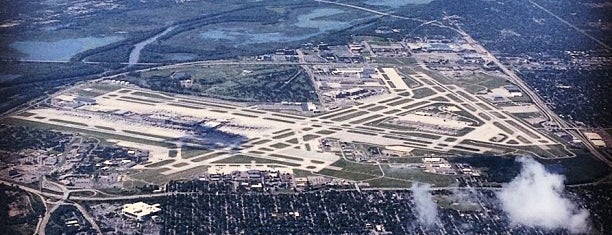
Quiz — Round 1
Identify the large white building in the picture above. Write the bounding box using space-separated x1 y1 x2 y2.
122 202 161 221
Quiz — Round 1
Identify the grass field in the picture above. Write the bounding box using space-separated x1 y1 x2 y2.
2 118 177 148
181 146 212 159
317 169 377 181
145 159 176 168
330 159 383 176
212 155 300 167
381 166 456 187
411 87 436 99
364 177 412 188
126 64 319 103
48 119 89 127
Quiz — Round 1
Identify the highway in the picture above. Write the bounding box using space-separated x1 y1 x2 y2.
311 0 610 165
454 26 612 167
527 0 611 51
0 179 102 234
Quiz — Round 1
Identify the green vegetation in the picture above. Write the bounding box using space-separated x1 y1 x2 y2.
122 130 169 139
493 122 515 135
302 134 320 141
0 185 45 235
131 91 174 100
122 64 318 103
364 177 412 188
349 114 384 125
455 73 508 93
94 125 116 131
272 132 295 140
192 152 228 162
172 162 189 168
317 169 377 181
212 155 300 167
269 154 302 162
315 130 335 135
263 117 295 124
411 87 437 99
120 96 161 104
76 89 106 97
319 109 358 119
48 119 89 127
270 142 291 149
293 169 315 177
381 166 456 187
331 111 369 122
16 112 35 117
0 61 109 114
387 157 423 163
330 159 383 176
145 159 176 168
2 118 176 148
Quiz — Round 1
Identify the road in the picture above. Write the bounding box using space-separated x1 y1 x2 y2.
0 179 103 234
314 0 426 23
455 26 612 167
527 0 611 51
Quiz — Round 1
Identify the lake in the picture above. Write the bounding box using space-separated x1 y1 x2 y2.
10 36 123 61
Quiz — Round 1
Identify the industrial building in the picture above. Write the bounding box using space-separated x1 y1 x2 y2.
503 85 523 97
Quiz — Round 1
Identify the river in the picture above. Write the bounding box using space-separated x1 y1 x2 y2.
128 26 177 65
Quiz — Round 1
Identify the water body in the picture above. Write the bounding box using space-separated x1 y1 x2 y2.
200 8 350 45
294 8 350 32
10 36 123 61
364 0 433 8
129 26 177 65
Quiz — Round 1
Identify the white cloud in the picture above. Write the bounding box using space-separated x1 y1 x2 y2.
496 156 590 233
411 183 438 227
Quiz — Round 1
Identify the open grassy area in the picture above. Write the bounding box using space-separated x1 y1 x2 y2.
493 122 515 135
381 166 456 187
387 157 423 163
2 118 177 148
330 111 369 122
48 119 89 127
330 159 383 176
125 64 318 103
145 159 176 168
94 125 116 131
181 146 212 159
131 91 174 100
120 96 162 104
364 177 412 188
122 130 170 139
293 169 315 177
270 142 291 149
272 132 295 140
191 152 228 162
16 112 36 117
302 134 320 141
411 87 437 99
317 169 377 181
212 155 300 167
269 154 302 162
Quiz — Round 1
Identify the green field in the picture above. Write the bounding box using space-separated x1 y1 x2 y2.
123 64 319 103
212 155 300 167
2 118 177 148
381 166 456 187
